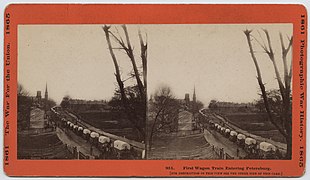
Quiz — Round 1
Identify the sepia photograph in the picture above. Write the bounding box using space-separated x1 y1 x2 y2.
17 25 146 159
4 4 306 177
17 23 293 160
146 24 293 160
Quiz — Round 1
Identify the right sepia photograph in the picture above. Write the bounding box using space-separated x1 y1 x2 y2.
146 24 292 160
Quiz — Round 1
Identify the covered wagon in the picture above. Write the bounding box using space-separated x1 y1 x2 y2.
217 125 222 132
236 133 246 147
220 127 226 135
114 140 130 150
98 135 111 151
99 135 110 144
225 128 231 137
259 142 276 159
66 121 71 128
113 140 131 159
73 125 79 132
69 122 74 130
229 131 238 142
90 132 100 145
77 126 84 136
244 137 257 153
214 123 219 129
83 128 91 140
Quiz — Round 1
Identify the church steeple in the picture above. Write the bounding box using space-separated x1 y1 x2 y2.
193 85 196 103
44 83 48 100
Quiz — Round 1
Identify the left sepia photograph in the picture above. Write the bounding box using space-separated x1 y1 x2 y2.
17 25 146 160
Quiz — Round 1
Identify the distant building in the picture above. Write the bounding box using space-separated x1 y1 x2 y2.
208 101 257 113
182 86 198 112
18 83 51 130
68 99 110 112
31 83 49 108
36 91 42 101
184 93 190 107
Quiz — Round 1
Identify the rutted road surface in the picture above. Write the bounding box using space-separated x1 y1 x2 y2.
30 108 46 129
203 128 246 159
56 127 101 157
178 111 193 131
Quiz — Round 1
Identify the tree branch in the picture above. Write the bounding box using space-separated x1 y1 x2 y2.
244 29 287 138
139 29 147 96
122 25 145 99
102 25 145 139
263 30 286 101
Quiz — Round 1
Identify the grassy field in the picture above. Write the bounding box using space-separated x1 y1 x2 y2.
17 131 73 159
79 111 141 141
79 111 133 129
224 113 286 143
18 132 61 149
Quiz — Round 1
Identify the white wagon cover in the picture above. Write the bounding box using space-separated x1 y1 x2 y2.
215 123 219 128
67 121 71 125
78 126 83 131
220 127 225 131
83 129 91 134
69 123 74 127
259 142 276 152
90 132 100 138
114 140 130 150
245 137 256 145
230 131 237 136
73 125 78 129
98 136 110 143
237 134 246 140
225 128 231 133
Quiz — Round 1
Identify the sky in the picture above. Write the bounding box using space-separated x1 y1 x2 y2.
18 24 292 105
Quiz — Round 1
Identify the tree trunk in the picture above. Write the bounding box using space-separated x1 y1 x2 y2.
245 30 294 158
103 25 145 141
285 123 292 159
122 25 145 99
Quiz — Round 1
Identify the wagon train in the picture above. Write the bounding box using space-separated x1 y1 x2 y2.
202 117 279 159
50 106 144 159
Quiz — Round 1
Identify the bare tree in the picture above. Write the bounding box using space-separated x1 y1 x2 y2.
18 83 29 96
17 83 31 130
102 25 147 141
147 86 180 151
244 29 293 159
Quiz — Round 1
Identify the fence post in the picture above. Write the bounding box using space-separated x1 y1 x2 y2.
77 148 80 159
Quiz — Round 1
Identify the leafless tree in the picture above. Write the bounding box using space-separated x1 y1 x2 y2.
18 83 29 96
102 25 147 142
147 85 180 151
17 83 31 130
244 29 293 159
